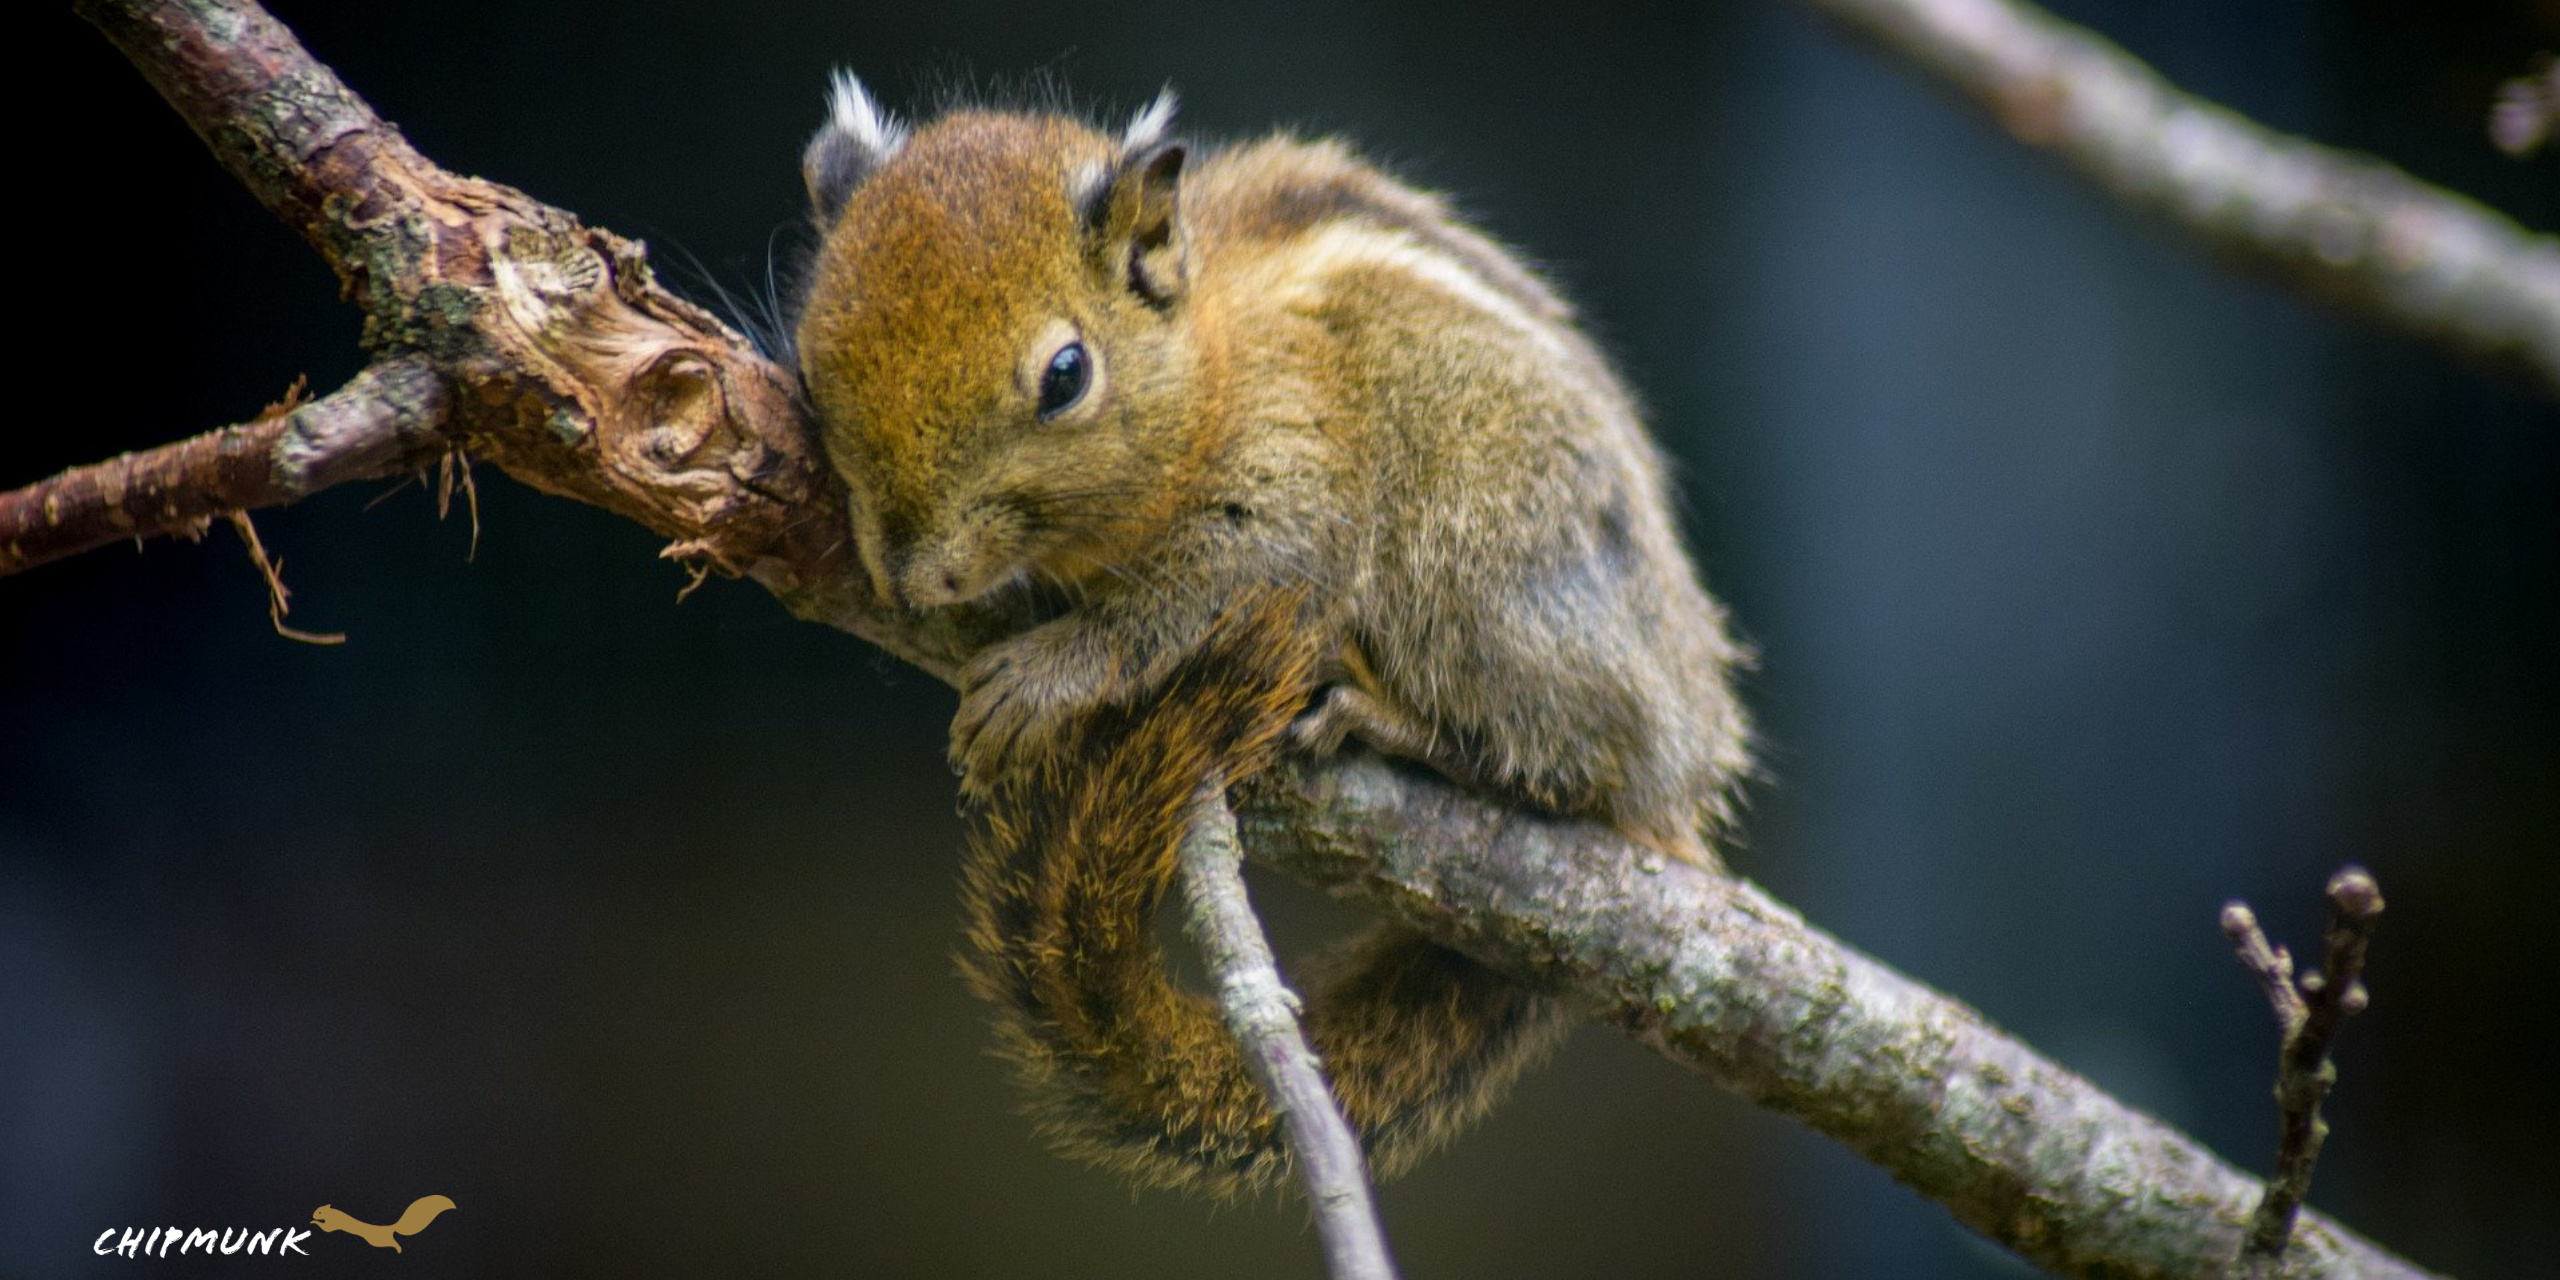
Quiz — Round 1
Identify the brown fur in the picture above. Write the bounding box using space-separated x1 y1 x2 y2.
795 92 1752 1194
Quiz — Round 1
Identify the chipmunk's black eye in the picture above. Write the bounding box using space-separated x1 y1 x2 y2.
1037 341 1090 419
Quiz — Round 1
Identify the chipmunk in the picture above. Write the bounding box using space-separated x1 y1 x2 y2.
310 1195 454 1252
789 76 1753 1196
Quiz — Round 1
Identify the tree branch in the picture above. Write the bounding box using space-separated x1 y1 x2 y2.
60 0 1002 681
1236 755 2440 1280
16 2 2467 1277
0 358 447 576
1178 786 1399 1280
1797 0 2560 394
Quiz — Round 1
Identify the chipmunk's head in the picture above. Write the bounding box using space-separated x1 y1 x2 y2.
793 75 1203 611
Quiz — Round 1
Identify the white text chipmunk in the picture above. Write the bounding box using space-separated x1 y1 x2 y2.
788 76 1752 1195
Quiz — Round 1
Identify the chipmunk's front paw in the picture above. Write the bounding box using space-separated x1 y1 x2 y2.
950 637 1112 799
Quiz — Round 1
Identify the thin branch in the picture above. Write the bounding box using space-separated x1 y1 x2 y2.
1236 755 2442 1280
29 3 2460 1278
1177 785 1399 1280
2222 868 2386 1277
1798 0 2560 394
0 357 447 576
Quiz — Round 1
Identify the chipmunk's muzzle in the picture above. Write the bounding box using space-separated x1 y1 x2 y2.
885 506 1026 610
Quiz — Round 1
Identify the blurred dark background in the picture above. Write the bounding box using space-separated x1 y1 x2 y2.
8 1 2553 1276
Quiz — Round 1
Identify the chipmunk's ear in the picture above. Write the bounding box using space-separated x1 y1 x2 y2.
1087 90 1186 306
803 69 907 225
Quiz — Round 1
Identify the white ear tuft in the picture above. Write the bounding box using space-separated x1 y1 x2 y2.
1122 87 1179 153
825 68 910 158
805 69 909 222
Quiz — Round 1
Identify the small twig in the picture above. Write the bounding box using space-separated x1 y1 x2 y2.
224 511 345 646
2221 866 2386 1276
262 374 312 422
672 558 713 602
661 539 721 602
361 474 420 513
2222 903 2305 1035
1176 784 1399 1280
436 444 483 561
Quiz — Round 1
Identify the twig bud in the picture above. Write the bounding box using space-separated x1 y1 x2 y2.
2326 867 2383 920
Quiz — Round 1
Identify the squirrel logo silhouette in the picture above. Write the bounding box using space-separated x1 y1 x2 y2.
310 1195 454 1253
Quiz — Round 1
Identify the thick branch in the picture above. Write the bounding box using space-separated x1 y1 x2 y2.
28 3 2458 1278
0 358 447 576
1178 787 1398 1280
1799 0 2560 393
58 0 1002 681
1235 755 2441 1280
80 0 431 272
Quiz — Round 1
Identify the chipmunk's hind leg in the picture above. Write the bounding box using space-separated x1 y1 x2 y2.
1299 925 1569 1176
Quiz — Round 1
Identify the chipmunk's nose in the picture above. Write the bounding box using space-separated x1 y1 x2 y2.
899 542 974 608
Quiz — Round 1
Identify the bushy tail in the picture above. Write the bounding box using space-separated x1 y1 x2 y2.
958 589 1563 1197
390 1195 454 1240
